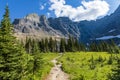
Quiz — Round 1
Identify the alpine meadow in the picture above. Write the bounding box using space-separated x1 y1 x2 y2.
0 0 120 80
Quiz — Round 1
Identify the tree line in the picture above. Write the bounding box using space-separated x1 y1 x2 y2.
88 40 120 53
23 36 86 54
23 36 120 54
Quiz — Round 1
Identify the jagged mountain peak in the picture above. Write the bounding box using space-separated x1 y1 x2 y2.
40 15 47 22
13 13 65 40
24 13 40 22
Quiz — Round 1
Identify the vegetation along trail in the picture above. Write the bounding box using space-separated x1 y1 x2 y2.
45 54 69 80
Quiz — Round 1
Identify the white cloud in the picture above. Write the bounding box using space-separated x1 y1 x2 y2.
47 12 50 17
40 3 47 10
49 0 110 21
40 5 45 10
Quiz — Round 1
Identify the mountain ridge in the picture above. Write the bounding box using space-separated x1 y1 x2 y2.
13 5 120 43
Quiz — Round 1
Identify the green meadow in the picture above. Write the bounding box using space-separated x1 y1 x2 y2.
24 53 59 80
57 52 120 80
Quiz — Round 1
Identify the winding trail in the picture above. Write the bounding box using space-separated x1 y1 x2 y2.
45 55 69 80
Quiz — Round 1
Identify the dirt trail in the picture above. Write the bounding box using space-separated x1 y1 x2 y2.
45 55 69 80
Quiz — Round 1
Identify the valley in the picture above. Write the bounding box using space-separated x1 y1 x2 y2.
0 1 120 80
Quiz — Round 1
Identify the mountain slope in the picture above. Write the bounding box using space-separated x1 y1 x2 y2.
95 5 120 44
13 14 64 40
13 5 120 44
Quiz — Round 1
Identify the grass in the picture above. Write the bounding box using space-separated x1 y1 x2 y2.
39 53 59 80
24 52 120 80
25 53 59 80
58 52 120 80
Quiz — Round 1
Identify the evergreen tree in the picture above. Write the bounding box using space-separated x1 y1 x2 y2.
48 37 54 52
60 38 66 52
74 38 80 51
89 42 97 51
79 43 86 51
109 58 120 80
67 36 74 52
107 55 113 65
39 39 45 52
110 40 120 53
32 41 43 76
54 39 58 52
44 38 49 52
32 53 43 76
25 38 32 53
89 55 96 70
32 40 40 54
0 6 28 79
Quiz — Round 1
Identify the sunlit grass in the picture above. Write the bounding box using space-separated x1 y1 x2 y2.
58 52 120 80
25 53 59 80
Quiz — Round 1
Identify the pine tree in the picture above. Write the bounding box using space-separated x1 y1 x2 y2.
107 55 113 65
79 43 86 51
60 38 66 52
89 55 96 70
48 37 54 52
109 58 120 80
0 6 28 79
110 40 120 53
32 53 43 76
39 39 45 52
67 36 74 52
54 39 58 52
32 40 40 54
25 38 32 53
44 38 49 52
74 38 80 51
89 42 99 52
32 40 43 76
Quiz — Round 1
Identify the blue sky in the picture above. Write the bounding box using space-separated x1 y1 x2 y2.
0 0 120 21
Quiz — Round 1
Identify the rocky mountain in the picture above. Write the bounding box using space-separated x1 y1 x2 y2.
13 14 64 40
13 5 120 44
95 5 120 44
76 5 120 43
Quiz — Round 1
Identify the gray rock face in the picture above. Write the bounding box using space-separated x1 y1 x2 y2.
48 17 80 38
13 14 64 40
13 14 82 40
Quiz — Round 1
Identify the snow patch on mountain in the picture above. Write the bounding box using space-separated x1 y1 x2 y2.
108 29 116 33
96 35 120 40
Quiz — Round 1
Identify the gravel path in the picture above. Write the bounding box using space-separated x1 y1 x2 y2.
45 56 69 80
